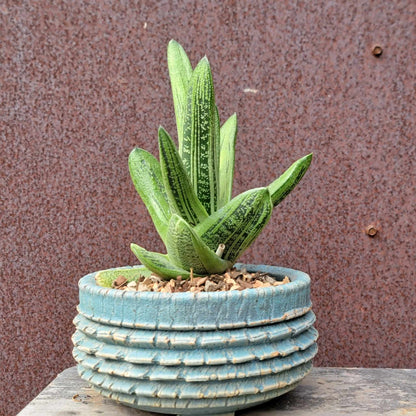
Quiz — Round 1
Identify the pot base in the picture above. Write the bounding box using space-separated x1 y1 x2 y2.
90 380 302 415
176 413 235 416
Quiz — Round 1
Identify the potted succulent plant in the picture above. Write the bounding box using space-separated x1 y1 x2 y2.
72 40 318 416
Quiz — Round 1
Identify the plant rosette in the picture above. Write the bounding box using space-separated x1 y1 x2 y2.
72 40 317 416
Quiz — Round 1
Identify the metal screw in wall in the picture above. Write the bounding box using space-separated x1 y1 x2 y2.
372 45 383 57
366 225 378 237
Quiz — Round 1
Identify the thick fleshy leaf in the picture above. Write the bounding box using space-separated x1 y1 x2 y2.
158 126 208 226
195 188 273 263
182 57 220 214
165 214 233 275
268 153 313 207
167 40 193 152
218 113 237 208
130 243 191 279
128 148 170 242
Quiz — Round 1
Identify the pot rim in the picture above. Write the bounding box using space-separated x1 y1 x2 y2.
79 263 310 300
77 263 312 330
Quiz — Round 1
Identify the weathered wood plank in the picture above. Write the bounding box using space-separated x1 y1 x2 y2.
17 367 156 416
17 367 416 415
244 367 416 415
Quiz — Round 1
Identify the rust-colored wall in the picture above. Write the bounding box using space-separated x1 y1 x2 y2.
1 1 415 415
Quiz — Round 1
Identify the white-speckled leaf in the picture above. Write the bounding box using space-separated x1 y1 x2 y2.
165 214 232 274
128 148 170 242
195 188 273 262
167 40 193 153
182 57 220 215
158 127 208 226
130 243 191 279
268 153 313 207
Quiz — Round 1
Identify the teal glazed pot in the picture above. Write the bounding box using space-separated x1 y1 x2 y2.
72 264 318 416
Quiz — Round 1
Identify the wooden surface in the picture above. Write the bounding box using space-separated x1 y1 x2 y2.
18 367 416 416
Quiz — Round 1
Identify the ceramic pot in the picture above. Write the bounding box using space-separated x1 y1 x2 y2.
72 263 318 416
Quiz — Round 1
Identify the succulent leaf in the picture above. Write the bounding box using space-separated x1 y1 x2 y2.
268 153 313 207
218 113 237 208
182 57 220 215
128 148 170 242
195 188 273 262
130 243 192 279
224 190 272 262
165 214 233 275
167 40 193 153
158 126 208 226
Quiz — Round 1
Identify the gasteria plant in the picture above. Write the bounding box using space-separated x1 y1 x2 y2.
128 40 312 279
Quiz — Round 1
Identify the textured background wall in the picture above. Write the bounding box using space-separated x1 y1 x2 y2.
1 1 415 415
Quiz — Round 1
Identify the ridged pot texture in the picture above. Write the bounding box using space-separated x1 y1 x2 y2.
72 264 318 416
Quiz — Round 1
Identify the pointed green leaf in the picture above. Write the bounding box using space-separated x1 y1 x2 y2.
182 57 220 215
129 148 170 242
167 40 193 153
218 113 237 208
268 153 313 207
130 243 191 279
195 188 273 263
158 126 208 226
165 214 233 275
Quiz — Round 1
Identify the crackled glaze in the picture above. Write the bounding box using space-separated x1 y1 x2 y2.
72 264 318 416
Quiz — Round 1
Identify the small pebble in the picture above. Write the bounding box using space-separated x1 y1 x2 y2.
111 269 291 293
